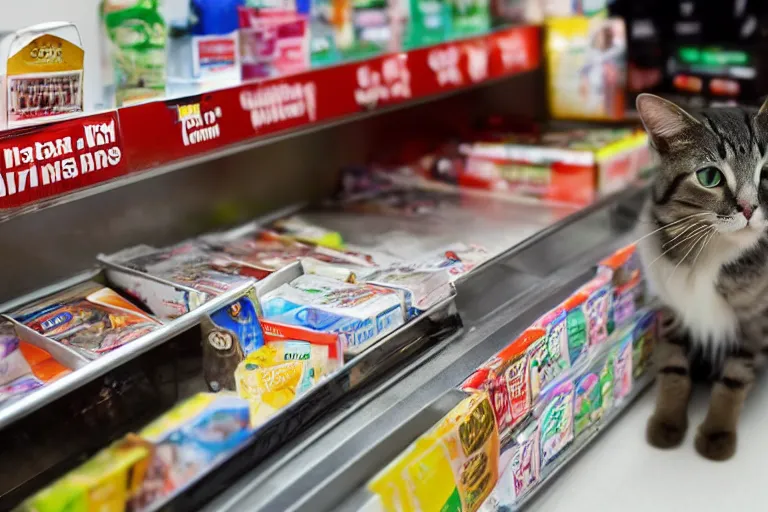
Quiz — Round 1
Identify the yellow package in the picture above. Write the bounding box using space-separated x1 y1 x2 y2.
367 392 499 512
17 435 152 512
235 343 316 427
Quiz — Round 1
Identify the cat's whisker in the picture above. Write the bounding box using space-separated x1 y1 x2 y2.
662 221 705 248
667 228 714 285
631 212 712 246
688 228 717 277
646 224 713 269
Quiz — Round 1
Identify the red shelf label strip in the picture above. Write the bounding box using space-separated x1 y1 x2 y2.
0 25 540 211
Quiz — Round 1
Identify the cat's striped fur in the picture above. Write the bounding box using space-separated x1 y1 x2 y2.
636 94 768 460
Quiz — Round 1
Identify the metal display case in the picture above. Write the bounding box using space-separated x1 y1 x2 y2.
198 184 649 512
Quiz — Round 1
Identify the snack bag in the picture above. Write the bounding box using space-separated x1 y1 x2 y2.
562 293 589 366
577 270 613 349
573 350 614 437
479 421 540 510
367 392 499 512
17 435 153 512
611 329 633 402
599 244 646 333
261 274 405 353
13 282 161 359
537 379 575 467
132 393 252 510
461 328 543 445
631 309 658 379
530 307 570 401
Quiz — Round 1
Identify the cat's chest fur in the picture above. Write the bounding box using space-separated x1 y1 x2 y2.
638 228 768 347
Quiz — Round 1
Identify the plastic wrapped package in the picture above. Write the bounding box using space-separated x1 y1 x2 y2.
0 321 70 406
461 328 545 445
364 264 454 318
365 391 500 512
261 274 406 355
11 281 161 359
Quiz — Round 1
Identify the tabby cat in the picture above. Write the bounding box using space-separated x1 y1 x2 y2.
636 93 768 461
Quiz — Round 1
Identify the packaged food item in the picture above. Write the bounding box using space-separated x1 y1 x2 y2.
238 6 310 79
573 350 614 437
200 290 266 391
102 242 255 319
17 435 153 512
537 378 574 468
131 393 252 509
261 274 405 353
611 328 633 402
415 243 491 282
364 264 453 318
545 16 627 121
600 243 646 333
461 328 543 445
102 0 168 106
367 392 499 512
234 341 323 427
166 0 242 96
261 318 343 373
402 0 449 49
576 270 612 350
208 232 314 280
450 126 650 205
308 0 348 66
530 307 569 401
478 421 540 510
270 216 345 249
12 281 161 359
0 322 70 405
0 22 84 130
562 292 589 366
631 308 657 379
448 0 490 38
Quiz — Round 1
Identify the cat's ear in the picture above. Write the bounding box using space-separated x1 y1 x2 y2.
636 93 700 143
759 96 768 116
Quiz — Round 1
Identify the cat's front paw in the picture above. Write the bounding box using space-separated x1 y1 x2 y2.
695 428 736 461
646 415 687 448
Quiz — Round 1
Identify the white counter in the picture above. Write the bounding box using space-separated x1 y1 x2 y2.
527 378 768 511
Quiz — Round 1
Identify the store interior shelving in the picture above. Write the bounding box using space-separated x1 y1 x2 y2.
200 184 649 512
0 5 656 510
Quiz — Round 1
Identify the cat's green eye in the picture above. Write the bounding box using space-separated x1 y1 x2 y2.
696 167 723 188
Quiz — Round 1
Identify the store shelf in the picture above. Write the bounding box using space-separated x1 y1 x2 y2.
0 25 540 218
0 270 256 430
196 185 649 512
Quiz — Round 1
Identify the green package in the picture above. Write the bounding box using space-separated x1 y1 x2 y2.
102 0 167 106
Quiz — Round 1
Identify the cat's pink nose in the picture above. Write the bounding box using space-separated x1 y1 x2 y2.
738 201 754 220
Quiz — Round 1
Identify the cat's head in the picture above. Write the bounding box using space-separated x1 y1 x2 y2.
637 93 768 250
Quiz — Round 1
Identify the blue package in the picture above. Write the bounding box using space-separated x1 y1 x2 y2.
261 274 405 353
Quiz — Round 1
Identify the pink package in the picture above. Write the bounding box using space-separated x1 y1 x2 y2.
239 7 309 80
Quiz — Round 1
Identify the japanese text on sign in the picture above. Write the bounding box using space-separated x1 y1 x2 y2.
240 82 317 131
354 55 412 108
0 119 121 198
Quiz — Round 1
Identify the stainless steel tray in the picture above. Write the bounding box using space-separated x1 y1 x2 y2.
0 268 256 430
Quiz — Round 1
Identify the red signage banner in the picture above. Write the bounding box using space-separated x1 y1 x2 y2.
0 25 541 212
